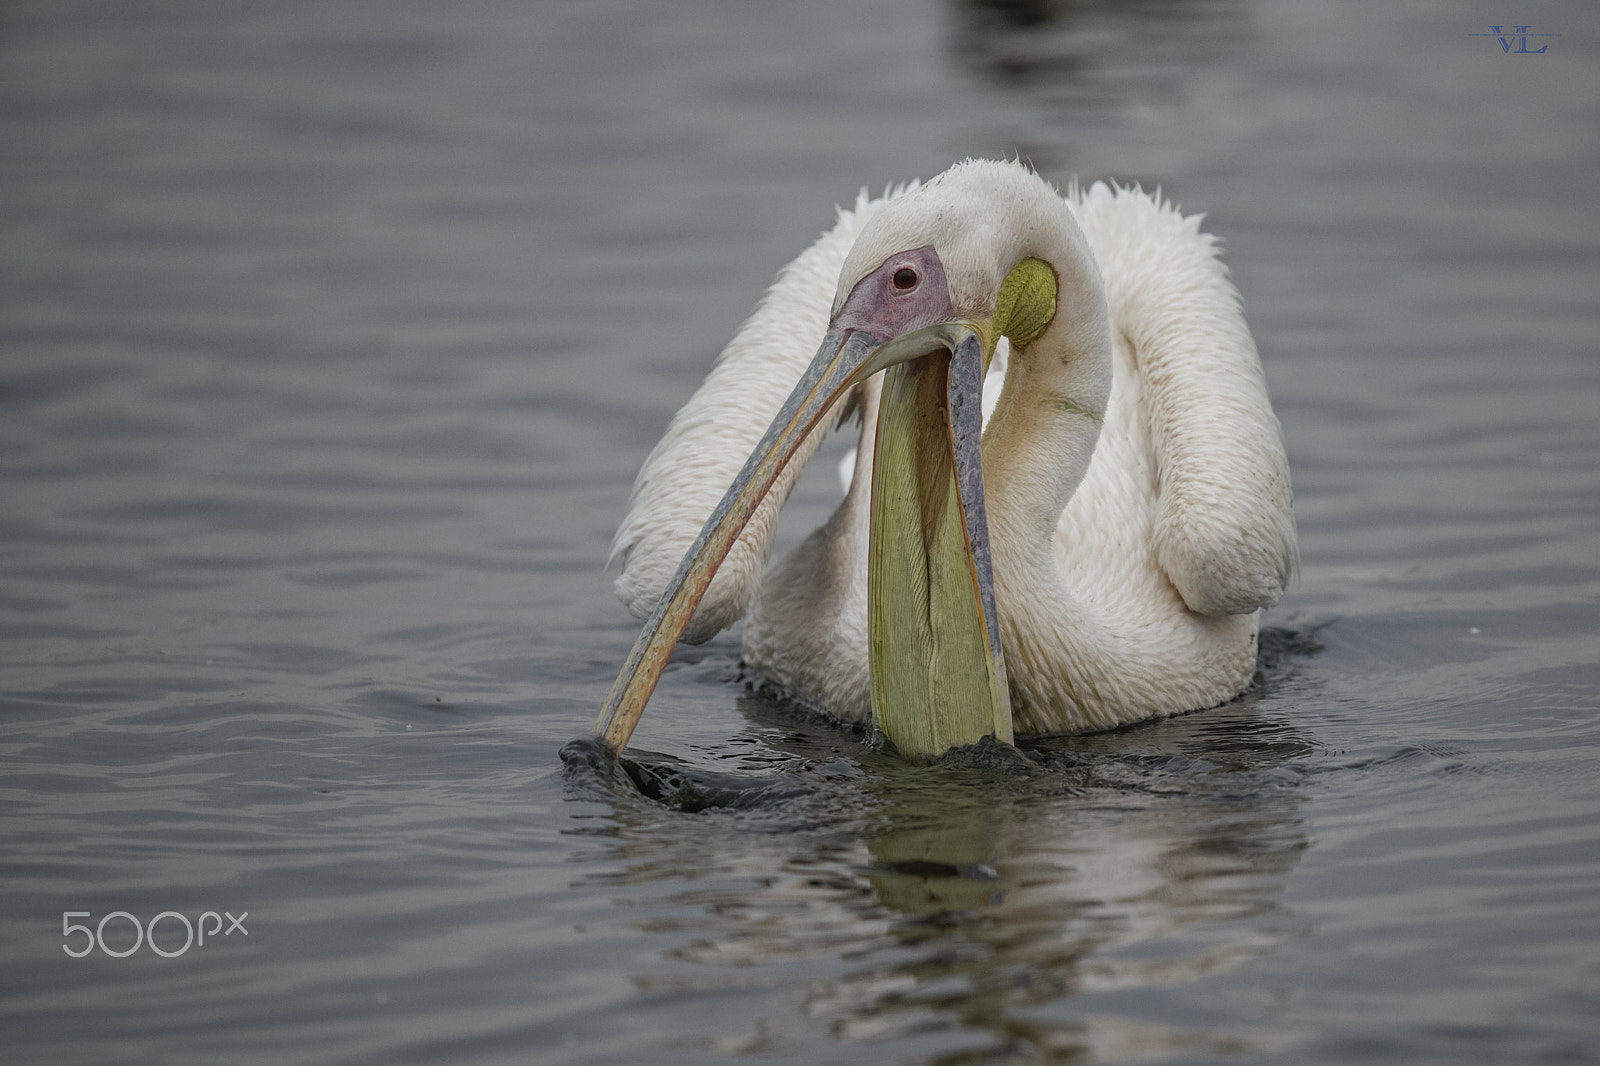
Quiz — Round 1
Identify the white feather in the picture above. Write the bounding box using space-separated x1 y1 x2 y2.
612 160 1295 734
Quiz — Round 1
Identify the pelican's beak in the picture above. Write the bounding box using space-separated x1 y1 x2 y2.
595 323 1010 761
866 326 1012 759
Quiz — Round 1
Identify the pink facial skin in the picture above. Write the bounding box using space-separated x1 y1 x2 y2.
831 245 955 343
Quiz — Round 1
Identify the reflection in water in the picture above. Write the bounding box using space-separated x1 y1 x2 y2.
567 676 1314 1061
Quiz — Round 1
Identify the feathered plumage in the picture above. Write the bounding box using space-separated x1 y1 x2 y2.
611 160 1294 737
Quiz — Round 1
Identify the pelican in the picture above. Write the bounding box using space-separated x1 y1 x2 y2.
596 159 1295 761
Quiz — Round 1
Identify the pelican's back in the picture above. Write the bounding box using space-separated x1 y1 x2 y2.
1067 182 1297 618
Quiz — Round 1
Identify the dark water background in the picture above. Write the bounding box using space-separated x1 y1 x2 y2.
3 1 1598 1063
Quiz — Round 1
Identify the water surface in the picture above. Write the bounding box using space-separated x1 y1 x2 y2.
2 1 1598 1063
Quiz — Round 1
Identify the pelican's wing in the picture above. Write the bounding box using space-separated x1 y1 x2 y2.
610 189 902 642
1070 182 1297 615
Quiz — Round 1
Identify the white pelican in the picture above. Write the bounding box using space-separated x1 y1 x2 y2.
597 159 1295 761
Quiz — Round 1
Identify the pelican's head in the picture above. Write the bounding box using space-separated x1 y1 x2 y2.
597 161 1089 761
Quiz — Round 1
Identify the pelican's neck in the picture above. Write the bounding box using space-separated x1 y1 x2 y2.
977 204 1118 727
980 210 1113 563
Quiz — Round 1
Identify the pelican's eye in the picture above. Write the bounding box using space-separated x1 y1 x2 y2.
891 266 919 292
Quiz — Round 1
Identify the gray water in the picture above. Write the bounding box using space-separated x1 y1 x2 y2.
3 0 1598 1063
